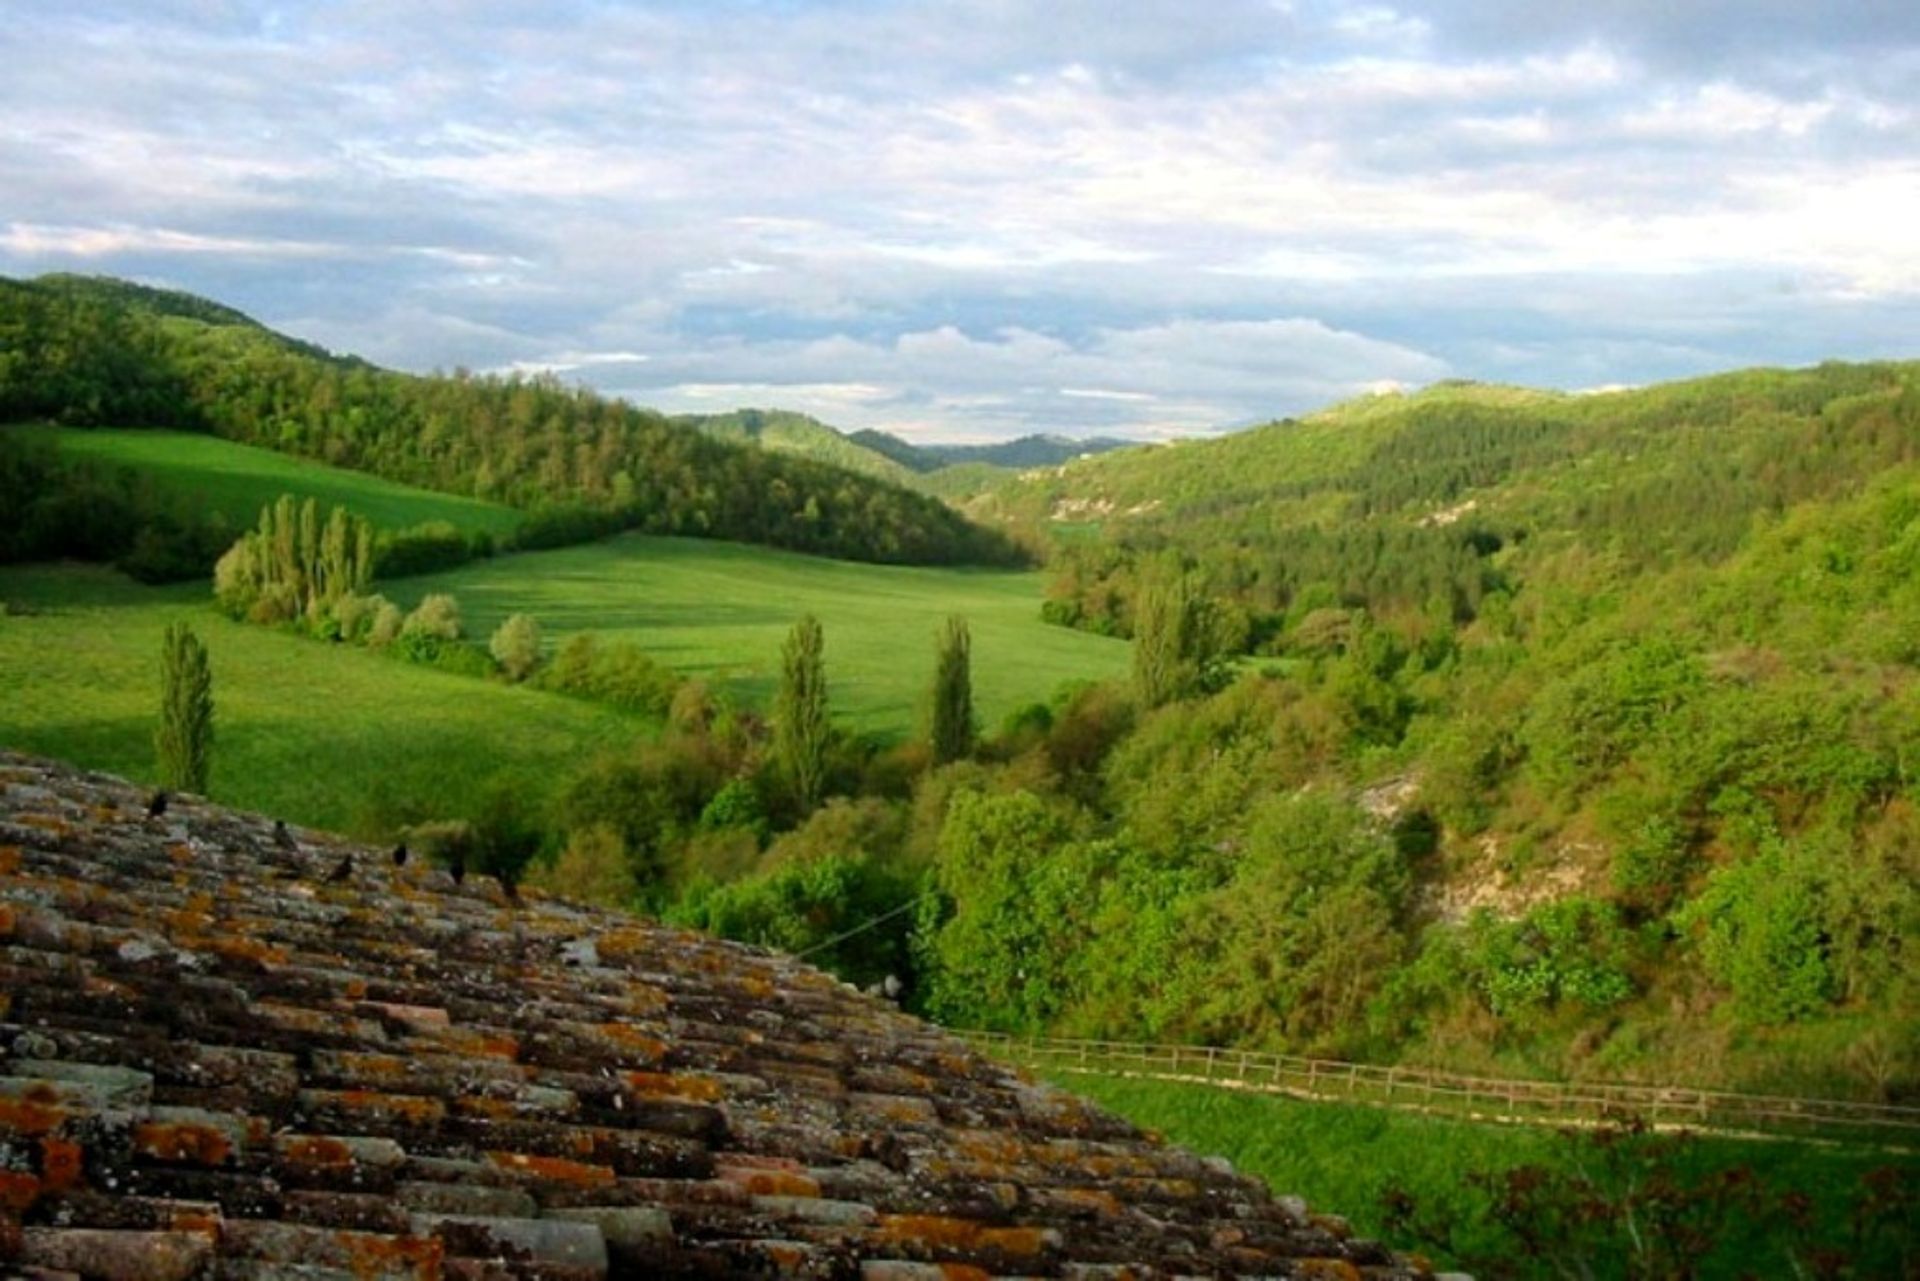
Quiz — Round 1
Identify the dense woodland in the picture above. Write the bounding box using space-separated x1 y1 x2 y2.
0 274 1024 567
2 275 1915 1105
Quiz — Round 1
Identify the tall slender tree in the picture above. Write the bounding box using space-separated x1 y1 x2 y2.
930 614 975 764
155 621 214 793
774 614 830 811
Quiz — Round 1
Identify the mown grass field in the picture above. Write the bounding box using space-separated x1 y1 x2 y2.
0 564 642 835
12 424 522 536
395 533 1131 735
1056 1072 1912 1277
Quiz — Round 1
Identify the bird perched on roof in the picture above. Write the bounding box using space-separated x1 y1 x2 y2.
146 790 168 818
449 853 466 886
326 855 353 884
273 819 297 851
391 842 408 867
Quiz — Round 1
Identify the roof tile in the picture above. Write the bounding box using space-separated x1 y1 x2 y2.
0 753 1442 1279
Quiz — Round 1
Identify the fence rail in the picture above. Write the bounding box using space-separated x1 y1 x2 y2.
957 1031 1920 1146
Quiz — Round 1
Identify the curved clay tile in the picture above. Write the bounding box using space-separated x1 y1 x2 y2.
0 753 1448 1279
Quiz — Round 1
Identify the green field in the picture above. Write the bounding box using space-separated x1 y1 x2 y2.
12 424 523 536
1058 1072 1913 1277
394 534 1131 735
0 564 641 835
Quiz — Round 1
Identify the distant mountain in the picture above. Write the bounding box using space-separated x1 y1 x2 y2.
850 428 1135 473
677 409 914 484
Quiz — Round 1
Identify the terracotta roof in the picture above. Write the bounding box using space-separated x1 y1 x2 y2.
0 752 1443 1279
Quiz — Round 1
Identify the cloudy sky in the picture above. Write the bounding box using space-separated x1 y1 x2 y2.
4 2 1917 441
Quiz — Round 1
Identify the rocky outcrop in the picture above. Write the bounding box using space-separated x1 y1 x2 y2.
0 752 1440 1278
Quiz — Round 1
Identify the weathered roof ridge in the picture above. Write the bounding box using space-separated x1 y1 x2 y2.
0 752 1443 1279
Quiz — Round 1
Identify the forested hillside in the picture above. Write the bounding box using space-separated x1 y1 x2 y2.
986 365 1920 642
0 274 1023 567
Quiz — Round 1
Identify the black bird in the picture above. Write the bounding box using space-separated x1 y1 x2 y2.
273 820 297 851
146 790 168 818
326 854 353 884
391 842 409 867
449 854 466 886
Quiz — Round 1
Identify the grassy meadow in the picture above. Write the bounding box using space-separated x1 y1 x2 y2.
0 563 643 835
12 424 523 536
394 533 1131 736
1059 1072 1912 1277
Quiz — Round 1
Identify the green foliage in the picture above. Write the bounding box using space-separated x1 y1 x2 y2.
398 592 463 660
917 789 1095 1031
154 620 213 792
697 777 769 842
929 615 975 764
774 614 830 812
1684 841 1836 1023
1466 898 1637 1020
1130 570 1222 708
538 632 681 716
489 613 543 682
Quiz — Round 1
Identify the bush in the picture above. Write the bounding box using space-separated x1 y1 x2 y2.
367 600 405 648
490 613 543 682
398 593 462 661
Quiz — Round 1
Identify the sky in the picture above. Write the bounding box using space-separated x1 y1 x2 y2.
4 2 1918 442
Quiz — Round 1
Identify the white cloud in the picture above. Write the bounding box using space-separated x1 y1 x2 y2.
1 1 1916 439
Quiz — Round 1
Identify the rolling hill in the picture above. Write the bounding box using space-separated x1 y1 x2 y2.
388 532 1130 736
0 272 1023 567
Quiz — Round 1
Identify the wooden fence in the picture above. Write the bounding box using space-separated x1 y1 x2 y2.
958 1030 1920 1146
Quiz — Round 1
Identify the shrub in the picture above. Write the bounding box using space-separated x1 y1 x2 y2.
367 600 405 648
398 593 462 661
490 613 543 682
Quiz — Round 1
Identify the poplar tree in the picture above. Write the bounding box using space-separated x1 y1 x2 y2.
930 614 975 764
774 614 829 811
155 621 214 793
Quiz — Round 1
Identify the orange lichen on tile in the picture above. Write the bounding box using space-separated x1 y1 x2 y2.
256 1002 334 1034
716 1159 822 1199
163 907 213 937
13 813 70 836
0 844 25 875
134 1120 235 1166
0 1092 70 1137
39 1138 84 1191
484 1151 617 1189
324 1090 447 1127
1295 1261 1365 1281
432 1027 520 1061
0 1171 42 1213
339 1228 444 1279
343 978 369 1001
206 934 289 967
166 841 194 865
873 1215 1054 1258
278 1135 355 1170
0 902 15 938
624 1072 724 1103
1049 1188 1122 1218
598 1023 667 1062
